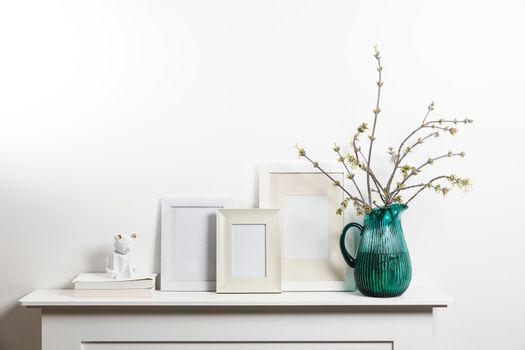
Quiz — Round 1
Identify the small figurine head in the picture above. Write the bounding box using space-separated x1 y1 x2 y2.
114 233 137 254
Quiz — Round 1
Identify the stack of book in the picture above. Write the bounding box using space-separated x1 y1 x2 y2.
72 273 157 297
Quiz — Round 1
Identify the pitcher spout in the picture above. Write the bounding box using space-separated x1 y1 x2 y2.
365 203 408 225
389 203 408 218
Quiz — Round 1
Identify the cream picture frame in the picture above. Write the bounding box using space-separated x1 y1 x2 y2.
259 163 355 291
160 197 231 291
216 209 281 294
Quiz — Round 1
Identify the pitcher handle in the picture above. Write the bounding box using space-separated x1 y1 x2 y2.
339 222 363 269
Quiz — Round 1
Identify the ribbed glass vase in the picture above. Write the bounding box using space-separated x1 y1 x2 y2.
340 204 412 297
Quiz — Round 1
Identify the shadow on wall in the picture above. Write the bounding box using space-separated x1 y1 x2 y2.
86 246 110 275
0 304 40 350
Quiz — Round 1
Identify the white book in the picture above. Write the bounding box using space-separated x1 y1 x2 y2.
74 287 154 298
73 273 157 290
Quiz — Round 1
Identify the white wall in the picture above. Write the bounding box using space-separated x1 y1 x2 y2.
1 0 524 349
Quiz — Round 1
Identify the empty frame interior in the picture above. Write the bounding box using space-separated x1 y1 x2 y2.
284 195 329 259
231 224 267 278
170 207 217 282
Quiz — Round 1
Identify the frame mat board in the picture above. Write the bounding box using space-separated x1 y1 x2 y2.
216 209 281 294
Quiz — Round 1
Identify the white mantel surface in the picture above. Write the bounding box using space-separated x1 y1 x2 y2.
19 286 451 308
21 286 451 350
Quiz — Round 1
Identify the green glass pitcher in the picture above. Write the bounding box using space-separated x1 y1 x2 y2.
340 203 412 297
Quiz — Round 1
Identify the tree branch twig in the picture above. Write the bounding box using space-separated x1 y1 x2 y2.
365 46 383 206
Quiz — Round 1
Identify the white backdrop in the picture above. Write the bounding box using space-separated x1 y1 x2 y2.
1 0 524 349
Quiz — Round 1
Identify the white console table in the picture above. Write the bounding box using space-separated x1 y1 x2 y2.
19 287 451 350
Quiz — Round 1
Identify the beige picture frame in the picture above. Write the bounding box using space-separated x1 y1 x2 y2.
216 209 281 294
258 163 354 291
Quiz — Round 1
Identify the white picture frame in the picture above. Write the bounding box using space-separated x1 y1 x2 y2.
259 163 354 291
216 209 281 294
160 197 231 291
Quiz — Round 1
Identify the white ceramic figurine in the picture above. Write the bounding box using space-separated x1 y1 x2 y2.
106 233 137 279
